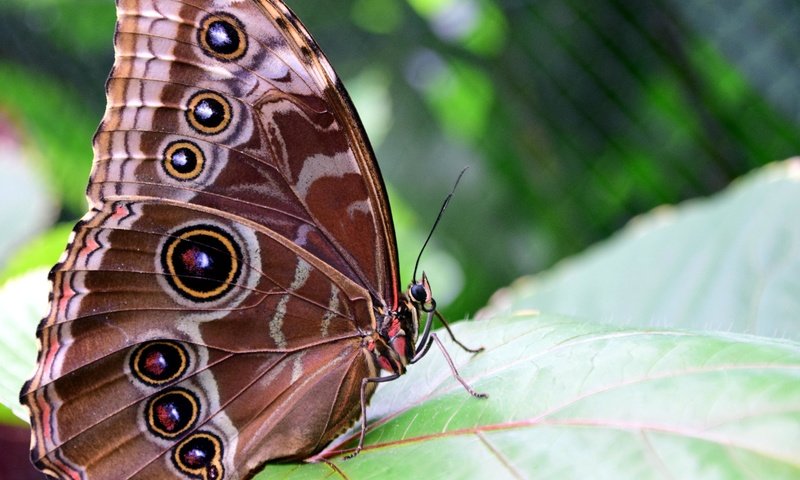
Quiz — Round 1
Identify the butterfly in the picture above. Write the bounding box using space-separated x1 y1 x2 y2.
20 0 485 479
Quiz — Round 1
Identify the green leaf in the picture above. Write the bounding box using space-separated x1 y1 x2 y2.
0 223 73 285
0 136 56 269
0 403 25 427
0 64 95 214
480 159 800 339
253 314 800 479
0 269 49 422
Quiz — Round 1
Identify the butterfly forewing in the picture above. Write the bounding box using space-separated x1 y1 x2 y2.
95 0 399 301
21 0 404 479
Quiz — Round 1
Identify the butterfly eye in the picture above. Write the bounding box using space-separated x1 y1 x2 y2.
409 283 428 303
409 283 437 312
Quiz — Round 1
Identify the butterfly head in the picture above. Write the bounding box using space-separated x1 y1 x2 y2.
407 272 436 313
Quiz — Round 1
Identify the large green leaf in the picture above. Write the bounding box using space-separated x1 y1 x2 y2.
480 159 800 339
254 315 800 479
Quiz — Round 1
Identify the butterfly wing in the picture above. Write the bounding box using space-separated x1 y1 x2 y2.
21 0 398 478
97 0 400 303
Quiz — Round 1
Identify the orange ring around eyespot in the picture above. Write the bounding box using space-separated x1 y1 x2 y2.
186 91 232 135
163 141 205 181
146 388 200 439
173 432 224 478
165 228 239 300
198 13 248 62
130 341 189 386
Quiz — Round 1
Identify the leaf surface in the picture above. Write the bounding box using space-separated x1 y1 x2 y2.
256 315 800 479
480 160 800 339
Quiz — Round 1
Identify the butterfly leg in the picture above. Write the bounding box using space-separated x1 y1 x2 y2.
430 332 488 399
412 309 484 358
344 373 401 460
410 310 486 398
410 315 487 400
434 310 484 354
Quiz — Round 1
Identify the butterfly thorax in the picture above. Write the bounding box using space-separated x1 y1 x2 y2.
368 273 439 375
369 298 419 374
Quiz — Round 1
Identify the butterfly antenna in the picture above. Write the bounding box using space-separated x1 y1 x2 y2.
412 167 469 282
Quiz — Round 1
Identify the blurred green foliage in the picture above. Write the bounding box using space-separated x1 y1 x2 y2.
0 0 798 321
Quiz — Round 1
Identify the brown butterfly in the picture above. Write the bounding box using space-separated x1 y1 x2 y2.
19 0 485 479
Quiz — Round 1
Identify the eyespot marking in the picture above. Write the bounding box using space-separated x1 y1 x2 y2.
146 388 200 439
163 141 205 180
173 432 225 480
199 13 248 62
161 225 242 302
186 91 232 135
130 341 190 386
